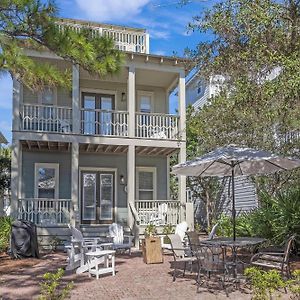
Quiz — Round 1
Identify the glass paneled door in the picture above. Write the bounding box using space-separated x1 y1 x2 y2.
81 171 115 224
82 93 115 135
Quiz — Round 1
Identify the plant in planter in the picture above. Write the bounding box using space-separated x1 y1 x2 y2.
144 223 157 238
162 224 175 244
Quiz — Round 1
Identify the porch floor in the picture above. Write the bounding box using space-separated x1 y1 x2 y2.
0 250 257 300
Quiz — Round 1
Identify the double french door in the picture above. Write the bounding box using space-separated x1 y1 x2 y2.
82 93 115 135
81 171 115 224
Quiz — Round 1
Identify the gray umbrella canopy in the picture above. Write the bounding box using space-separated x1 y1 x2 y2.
172 145 300 241
172 145 300 177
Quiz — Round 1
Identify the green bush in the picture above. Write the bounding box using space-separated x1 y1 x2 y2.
39 268 73 300
0 216 13 252
216 188 300 245
162 224 175 244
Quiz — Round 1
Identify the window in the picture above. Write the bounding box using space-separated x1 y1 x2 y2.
38 87 57 105
136 167 156 200
138 91 153 113
35 163 59 199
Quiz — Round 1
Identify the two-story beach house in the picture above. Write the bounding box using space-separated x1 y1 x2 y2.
10 18 193 244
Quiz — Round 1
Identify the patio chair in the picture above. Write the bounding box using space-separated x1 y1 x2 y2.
168 234 198 281
195 243 227 293
65 225 101 273
161 221 189 251
108 223 134 255
250 234 296 277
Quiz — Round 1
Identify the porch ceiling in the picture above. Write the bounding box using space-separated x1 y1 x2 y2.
79 143 178 156
21 140 70 151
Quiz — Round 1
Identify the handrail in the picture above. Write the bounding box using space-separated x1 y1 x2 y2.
135 112 179 117
129 202 140 225
22 103 72 110
80 108 128 113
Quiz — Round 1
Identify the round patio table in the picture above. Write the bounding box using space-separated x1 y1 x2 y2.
200 237 266 278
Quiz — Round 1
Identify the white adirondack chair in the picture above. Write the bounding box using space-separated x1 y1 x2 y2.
65 225 102 274
108 223 134 255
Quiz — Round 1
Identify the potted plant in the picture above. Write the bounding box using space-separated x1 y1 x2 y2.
144 223 157 237
162 224 174 244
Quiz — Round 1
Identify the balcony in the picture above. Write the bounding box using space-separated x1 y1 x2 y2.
21 104 72 133
20 104 180 140
56 19 149 54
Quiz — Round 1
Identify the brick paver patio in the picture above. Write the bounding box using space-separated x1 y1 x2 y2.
1 250 256 299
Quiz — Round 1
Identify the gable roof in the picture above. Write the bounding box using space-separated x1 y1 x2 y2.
0 132 8 144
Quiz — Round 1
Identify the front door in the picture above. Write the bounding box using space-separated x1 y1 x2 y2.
81 171 115 224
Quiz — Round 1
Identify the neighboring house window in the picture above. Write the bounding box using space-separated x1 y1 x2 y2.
197 81 202 95
35 163 59 199
136 167 156 200
38 87 57 105
137 91 153 113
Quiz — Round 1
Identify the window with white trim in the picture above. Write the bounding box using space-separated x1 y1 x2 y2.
35 163 59 199
137 91 153 113
136 167 156 200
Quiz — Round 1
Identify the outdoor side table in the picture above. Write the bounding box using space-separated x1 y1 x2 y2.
142 237 163 264
86 250 116 279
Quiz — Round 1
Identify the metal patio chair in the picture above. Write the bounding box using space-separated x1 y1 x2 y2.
250 234 296 278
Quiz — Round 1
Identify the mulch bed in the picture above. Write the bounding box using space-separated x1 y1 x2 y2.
0 252 41 274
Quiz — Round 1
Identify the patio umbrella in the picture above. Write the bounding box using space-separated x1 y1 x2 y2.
172 145 300 241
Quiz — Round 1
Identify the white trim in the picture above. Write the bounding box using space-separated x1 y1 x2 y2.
136 166 157 200
82 172 97 221
34 163 59 199
137 90 154 113
79 167 118 224
166 156 170 200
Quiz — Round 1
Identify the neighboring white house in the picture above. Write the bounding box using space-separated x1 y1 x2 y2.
185 72 258 224
11 18 194 244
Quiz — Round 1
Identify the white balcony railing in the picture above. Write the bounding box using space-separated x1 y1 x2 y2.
21 104 72 133
18 198 71 226
136 113 179 140
81 108 129 137
57 21 149 54
135 200 181 226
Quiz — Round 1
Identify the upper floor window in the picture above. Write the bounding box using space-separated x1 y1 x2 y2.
34 163 59 199
138 91 153 113
38 87 57 105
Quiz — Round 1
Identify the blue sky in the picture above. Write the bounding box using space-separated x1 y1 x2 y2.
0 0 217 143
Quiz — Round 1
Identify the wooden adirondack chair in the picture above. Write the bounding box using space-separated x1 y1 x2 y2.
250 235 296 277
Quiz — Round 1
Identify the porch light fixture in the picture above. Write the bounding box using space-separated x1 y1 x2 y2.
120 175 126 185
121 92 126 102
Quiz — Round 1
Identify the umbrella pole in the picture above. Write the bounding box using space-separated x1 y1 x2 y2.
231 163 236 242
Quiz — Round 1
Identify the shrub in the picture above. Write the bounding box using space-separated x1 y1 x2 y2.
216 188 300 245
39 268 73 300
162 224 175 244
0 216 13 252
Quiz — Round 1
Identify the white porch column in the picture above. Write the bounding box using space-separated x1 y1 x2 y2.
127 145 135 230
127 66 136 138
72 64 80 134
71 142 79 227
10 139 21 218
178 70 187 222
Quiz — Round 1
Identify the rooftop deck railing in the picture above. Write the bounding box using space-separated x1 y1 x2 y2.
56 21 149 54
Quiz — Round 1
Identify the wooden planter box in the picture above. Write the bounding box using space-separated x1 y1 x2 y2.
142 237 163 264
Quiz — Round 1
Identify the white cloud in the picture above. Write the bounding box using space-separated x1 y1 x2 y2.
149 29 170 40
74 0 150 22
